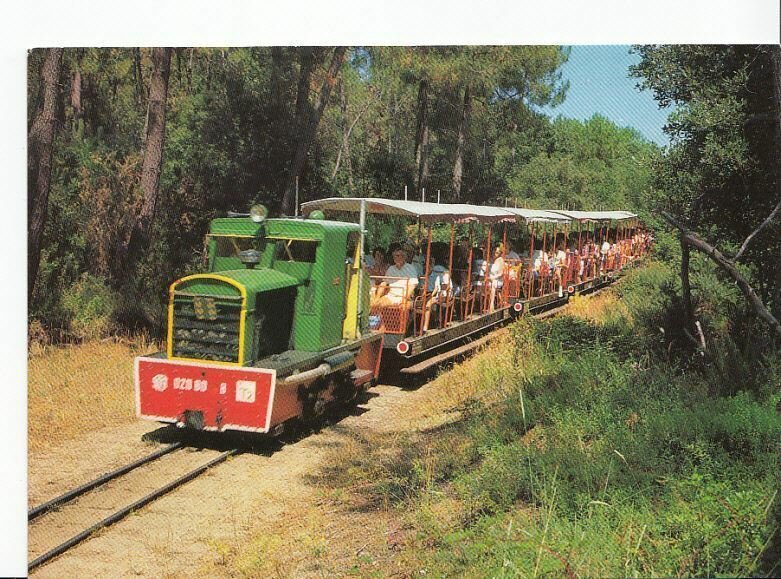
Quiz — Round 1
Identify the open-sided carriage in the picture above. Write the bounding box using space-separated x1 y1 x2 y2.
301 198 646 374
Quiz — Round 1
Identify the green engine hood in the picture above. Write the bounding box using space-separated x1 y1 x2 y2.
173 268 299 311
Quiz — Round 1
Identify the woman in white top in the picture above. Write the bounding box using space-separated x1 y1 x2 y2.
371 248 419 307
554 244 567 297
488 244 505 312
600 238 611 273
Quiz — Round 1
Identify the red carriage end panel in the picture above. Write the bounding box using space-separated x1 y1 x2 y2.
135 357 277 433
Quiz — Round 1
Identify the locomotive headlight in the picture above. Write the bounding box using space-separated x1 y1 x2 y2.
239 249 261 269
250 204 268 223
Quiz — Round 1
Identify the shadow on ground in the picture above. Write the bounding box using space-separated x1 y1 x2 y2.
140 389 379 456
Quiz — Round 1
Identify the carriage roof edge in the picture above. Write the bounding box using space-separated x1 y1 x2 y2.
301 197 572 225
547 209 638 222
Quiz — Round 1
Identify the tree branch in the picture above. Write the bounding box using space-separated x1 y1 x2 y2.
733 196 781 261
331 93 373 180
661 211 781 337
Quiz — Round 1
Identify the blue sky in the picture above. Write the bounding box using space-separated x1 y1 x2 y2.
541 45 672 146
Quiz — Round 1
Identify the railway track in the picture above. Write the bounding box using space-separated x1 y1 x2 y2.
28 442 238 572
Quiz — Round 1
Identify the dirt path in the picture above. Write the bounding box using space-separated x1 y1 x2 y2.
29 377 457 578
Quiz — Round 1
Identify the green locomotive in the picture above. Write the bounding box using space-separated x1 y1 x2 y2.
135 207 383 434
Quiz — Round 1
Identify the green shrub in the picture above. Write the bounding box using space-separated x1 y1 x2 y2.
60 272 119 340
319 261 780 576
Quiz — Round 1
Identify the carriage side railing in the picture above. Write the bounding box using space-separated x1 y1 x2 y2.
368 275 415 335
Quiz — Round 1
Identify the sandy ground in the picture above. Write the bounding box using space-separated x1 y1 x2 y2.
28 379 453 578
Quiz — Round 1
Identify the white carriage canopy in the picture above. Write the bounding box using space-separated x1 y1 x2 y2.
548 209 638 222
301 197 576 225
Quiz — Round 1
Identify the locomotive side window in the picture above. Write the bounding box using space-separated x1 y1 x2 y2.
273 239 318 263
214 236 257 258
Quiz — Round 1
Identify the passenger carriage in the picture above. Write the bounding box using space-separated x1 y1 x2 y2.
300 198 645 373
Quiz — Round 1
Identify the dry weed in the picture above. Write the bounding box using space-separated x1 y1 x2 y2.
28 334 160 452
567 291 632 325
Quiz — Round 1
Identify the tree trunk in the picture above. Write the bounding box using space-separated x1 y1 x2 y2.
413 78 430 195
680 235 693 331
270 46 284 112
452 83 471 200
187 48 193 93
331 79 354 189
293 47 315 131
281 47 346 215
662 211 781 337
28 47 64 301
769 45 781 319
70 69 82 123
115 47 172 282
134 48 144 106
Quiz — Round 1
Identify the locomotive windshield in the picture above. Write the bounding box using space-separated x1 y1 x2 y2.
272 238 318 263
208 234 264 271
213 236 257 258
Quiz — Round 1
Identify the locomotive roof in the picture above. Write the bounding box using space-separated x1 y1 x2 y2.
301 197 569 224
210 216 359 237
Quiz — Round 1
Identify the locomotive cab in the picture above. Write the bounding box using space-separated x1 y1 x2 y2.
135 212 382 434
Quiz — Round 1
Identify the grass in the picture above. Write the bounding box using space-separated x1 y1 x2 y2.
28 334 160 452
308 260 781 577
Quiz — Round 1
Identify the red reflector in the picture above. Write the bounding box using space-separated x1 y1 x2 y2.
396 341 410 355
567 285 575 294
513 302 523 312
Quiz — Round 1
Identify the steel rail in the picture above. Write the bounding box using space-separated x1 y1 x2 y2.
28 448 239 572
28 442 183 521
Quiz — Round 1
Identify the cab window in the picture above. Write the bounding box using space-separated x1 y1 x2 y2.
273 239 318 263
214 236 257 258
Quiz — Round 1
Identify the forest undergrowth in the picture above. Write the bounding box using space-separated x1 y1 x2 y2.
316 260 781 577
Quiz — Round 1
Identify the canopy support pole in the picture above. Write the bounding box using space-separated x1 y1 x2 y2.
419 226 433 336
482 225 492 313
447 222 455 326
464 224 474 319
356 198 366 337
527 222 535 300
501 223 508 306
577 220 583 283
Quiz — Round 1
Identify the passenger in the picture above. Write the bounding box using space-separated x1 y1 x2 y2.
611 240 620 270
367 246 388 279
421 253 452 332
472 247 486 284
600 236 611 273
532 245 545 280
453 237 471 287
371 247 419 308
575 245 584 283
554 242 567 297
409 242 426 277
506 241 520 260
488 243 505 312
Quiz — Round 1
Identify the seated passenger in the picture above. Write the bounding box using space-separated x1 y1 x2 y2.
409 243 427 277
472 247 486 285
421 255 452 332
532 247 545 279
371 247 419 307
554 243 567 297
367 246 388 279
600 237 611 272
488 243 506 311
